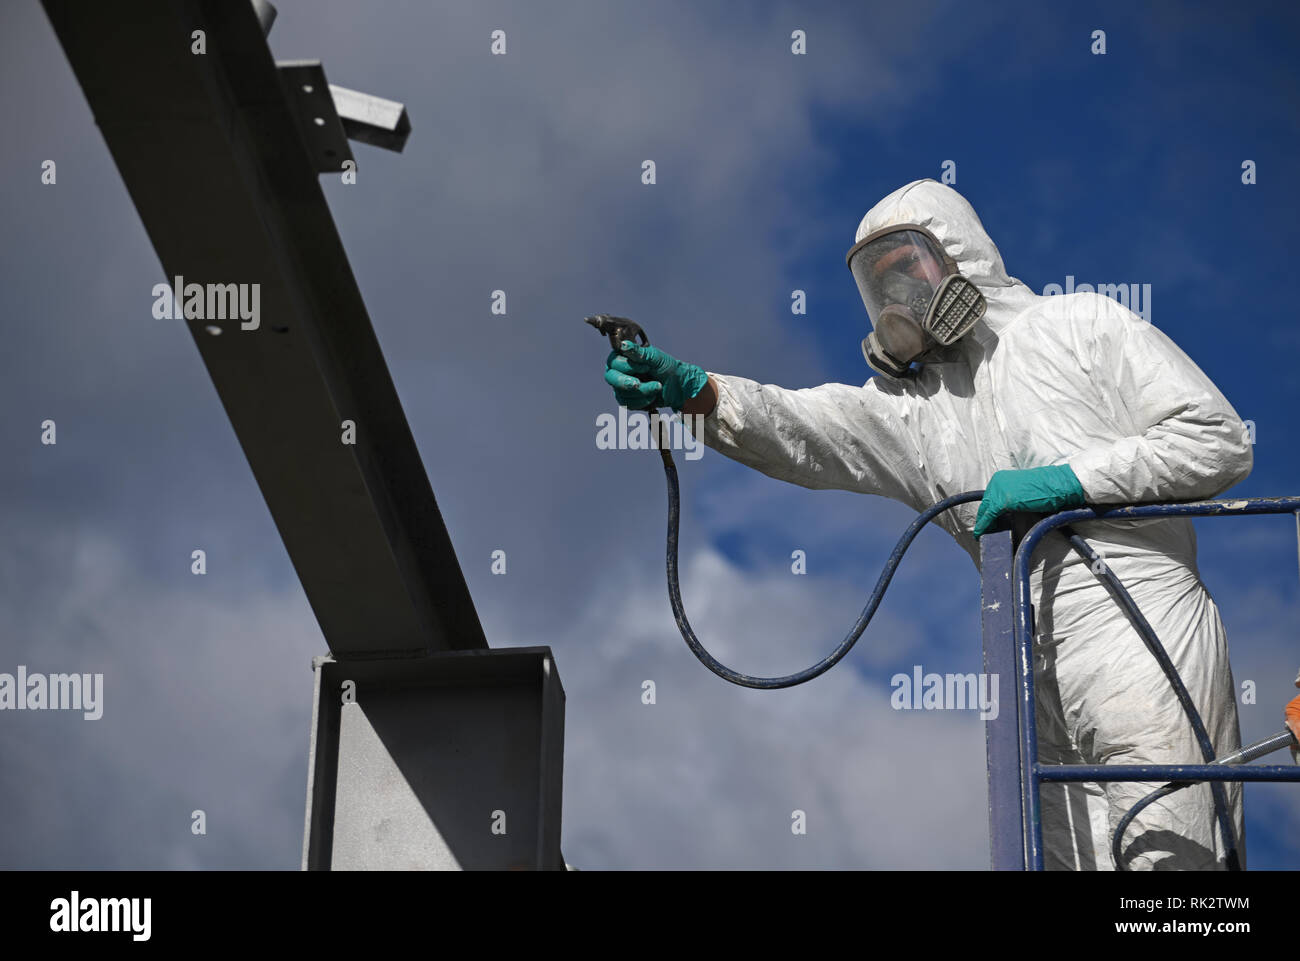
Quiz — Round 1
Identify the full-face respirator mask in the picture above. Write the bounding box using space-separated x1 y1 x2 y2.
845 224 986 378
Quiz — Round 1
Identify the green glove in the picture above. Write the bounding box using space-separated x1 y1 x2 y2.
604 341 709 412
973 465 1087 538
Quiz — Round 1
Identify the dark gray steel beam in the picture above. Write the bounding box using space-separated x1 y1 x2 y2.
42 0 487 657
302 647 566 870
276 61 355 173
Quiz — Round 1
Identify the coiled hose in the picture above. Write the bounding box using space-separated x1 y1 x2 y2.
660 445 981 689
655 445 1240 868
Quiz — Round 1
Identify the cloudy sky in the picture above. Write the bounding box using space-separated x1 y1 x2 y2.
1 0 1298 870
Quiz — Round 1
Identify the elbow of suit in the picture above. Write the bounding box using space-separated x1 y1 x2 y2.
1132 412 1254 502
1201 414 1255 494
1227 431 1254 489
1226 412 1254 481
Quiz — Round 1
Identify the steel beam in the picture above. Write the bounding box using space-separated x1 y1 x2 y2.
42 0 486 657
302 648 567 870
276 61 355 173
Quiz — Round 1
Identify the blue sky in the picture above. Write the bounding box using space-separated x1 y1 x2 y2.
1 0 1297 870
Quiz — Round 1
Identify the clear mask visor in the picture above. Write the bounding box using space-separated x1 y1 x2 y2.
846 227 953 330
845 225 986 377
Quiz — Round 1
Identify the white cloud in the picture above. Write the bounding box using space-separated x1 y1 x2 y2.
551 542 990 869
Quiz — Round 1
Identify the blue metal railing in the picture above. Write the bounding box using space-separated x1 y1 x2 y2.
981 495 1300 871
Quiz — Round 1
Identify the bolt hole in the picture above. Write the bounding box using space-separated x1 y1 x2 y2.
272 325 290 334
325 149 336 157
313 117 326 126
302 84 313 93
204 325 222 336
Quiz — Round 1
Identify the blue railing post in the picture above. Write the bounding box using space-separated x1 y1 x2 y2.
980 530 1025 870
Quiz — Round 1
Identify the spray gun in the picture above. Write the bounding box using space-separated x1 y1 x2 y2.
586 313 671 450
585 314 657 410
585 313 649 356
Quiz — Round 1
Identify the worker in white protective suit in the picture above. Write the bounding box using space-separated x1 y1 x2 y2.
602 179 1254 870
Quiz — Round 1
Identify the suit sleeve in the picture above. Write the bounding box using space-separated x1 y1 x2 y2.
1068 297 1253 504
686 372 931 510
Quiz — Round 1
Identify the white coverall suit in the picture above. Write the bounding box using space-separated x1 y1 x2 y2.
692 179 1252 870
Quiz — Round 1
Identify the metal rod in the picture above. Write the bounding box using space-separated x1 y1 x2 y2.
1036 763 1300 782
1214 729 1296 767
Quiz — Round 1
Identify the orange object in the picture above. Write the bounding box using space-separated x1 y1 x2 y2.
1287 694 1300 763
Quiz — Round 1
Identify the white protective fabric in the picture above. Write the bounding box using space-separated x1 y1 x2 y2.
693 179 1253 870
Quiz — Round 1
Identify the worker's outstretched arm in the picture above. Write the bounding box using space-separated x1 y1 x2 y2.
684 370 927 507
601 342 924 505
1066 296 1253 503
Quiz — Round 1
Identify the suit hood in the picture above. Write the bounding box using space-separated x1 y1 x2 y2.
854 179 1035 348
